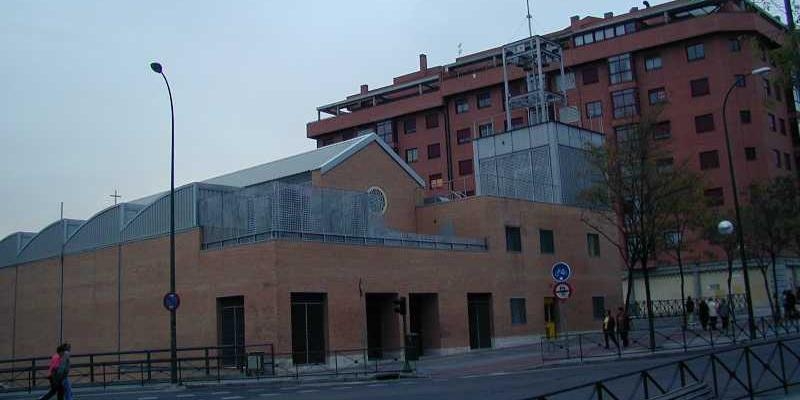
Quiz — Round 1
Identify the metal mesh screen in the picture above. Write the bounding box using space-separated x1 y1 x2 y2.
477 146 555 202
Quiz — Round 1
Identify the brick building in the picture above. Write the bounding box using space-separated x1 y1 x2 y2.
306 0 800 309
0 133 622 361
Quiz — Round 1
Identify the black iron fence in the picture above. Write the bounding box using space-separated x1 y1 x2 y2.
541 316 800 363
527 334 800 399
628 294 748 319
0 343 413 393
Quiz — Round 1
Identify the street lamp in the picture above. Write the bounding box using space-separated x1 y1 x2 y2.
150 61 178 384
721 66 771 340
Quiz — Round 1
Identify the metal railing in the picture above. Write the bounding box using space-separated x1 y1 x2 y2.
627 294 748 319
540 316 800 363
0 343 415 393
527 334 800 399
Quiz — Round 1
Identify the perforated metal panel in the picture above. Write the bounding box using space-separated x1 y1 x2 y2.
122 185 198 242
0 232 35 268
64 203 145 254
558 145 599 206
17 219 84 265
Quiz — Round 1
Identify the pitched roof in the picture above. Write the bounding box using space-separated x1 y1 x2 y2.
203 133 425 188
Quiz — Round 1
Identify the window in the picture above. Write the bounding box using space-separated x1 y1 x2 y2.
649 87 667 105
763 78 772 98
686 43 705 61
405 148 418 163
705 188 724 206
539 229 555 254
690 78 710 97
510 117 525 129
510 298 527 325
376 120 394 146
695 114 715 133
456 128 471 144
455 98 469 114
699 150 720 170
479 123 493 137
656 157 674 172
645 55 662 71
774 149 782 167
729 38 741 52
608 54 633 84
342 131 355 140
585 101 602 118
427 143 441 159
654 121 671 140
612 89 638 119
740 110 751 124
555 73 576 91
477 92 492 109
403 118 416 134
734 74 746 87
425 112 439 129
582 67 599 85
745 147 757 161
458 159 473 176
615 124 637 142
429 173 443 189
768 113 776 132
780 118 786 135
592 297 605 320
587 233 600 257
506 226 521 252
786 153 793 170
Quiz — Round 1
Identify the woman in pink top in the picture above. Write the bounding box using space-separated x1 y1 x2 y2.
37 344 65 400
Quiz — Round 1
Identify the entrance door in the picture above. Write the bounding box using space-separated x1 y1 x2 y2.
291 293 327 364
467 293 492 349
366 295 384 359
217 296 245 367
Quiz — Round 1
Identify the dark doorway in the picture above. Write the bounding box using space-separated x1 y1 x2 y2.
544 296 559 338
217 296 245 367
409 293 440 356
467 293 493 349
365 293 401 360
291 293 327 364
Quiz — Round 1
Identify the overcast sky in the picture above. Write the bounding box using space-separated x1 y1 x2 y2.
0 0 674 237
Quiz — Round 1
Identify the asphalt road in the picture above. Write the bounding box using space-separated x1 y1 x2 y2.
0 351 731 400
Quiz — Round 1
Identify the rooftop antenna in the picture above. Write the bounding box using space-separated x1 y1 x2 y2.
526 0 533 37
110 189 122 205
457 42 463 56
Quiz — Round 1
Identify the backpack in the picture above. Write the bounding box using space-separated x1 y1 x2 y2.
52 354 70 383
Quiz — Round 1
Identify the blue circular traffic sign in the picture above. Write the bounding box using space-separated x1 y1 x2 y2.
163 292 180 312
551 262 572 282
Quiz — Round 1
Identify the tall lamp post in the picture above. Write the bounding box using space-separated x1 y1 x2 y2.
150 62 178 384
721 66 771 340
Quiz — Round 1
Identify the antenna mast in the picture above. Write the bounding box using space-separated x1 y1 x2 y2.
526 0 533 37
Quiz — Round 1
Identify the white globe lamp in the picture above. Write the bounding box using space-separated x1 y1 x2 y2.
718 220 734 235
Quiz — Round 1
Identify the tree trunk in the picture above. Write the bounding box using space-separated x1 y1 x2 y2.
760 264 776 318
625 268 634 312
677 247 686 328
726 255 735 328
641 259 656 350
771 253 781 320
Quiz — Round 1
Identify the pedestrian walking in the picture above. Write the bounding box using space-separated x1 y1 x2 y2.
603 310 619 350
38 344 67 400
698 299 709 331
707 298 718 331
616 307 631 348
685 296 695 326
60 344 72 400
785 290 797 319
719 299 730 332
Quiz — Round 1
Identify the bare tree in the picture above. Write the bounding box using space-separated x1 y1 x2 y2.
581 111 706 350
743 176 800 319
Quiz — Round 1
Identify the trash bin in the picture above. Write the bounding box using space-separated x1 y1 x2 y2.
246 352 264 376
405 333 419 361
545 322 557 339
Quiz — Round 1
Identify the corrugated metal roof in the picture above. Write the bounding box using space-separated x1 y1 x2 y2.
203 133 425 188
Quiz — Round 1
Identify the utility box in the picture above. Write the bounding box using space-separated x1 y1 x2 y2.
405 333 420 361
246 352 265 376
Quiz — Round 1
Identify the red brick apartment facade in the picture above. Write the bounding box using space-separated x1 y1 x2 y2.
0 136 622 362
307 0 796 203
